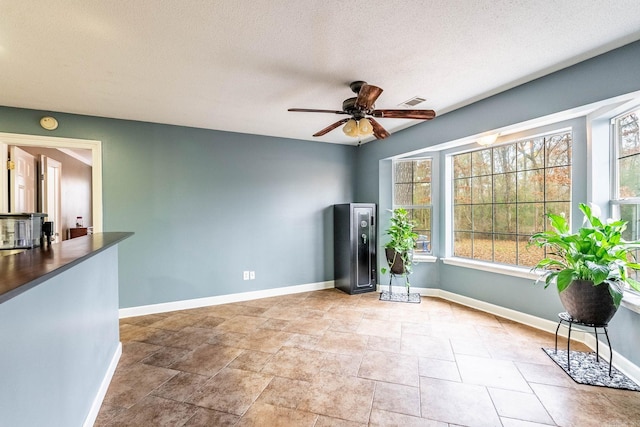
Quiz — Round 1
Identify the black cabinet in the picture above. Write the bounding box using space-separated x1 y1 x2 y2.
333 203 377 294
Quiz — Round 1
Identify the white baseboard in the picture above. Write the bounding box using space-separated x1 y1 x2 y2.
435 289 570 337
379 285 586 341
430 288 640 385
119 281 335 318
83 342 122 427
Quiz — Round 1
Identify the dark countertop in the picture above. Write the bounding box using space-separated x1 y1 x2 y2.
0 232 133 304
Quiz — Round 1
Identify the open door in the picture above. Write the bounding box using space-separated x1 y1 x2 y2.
9 146 36 213
40 155 62 242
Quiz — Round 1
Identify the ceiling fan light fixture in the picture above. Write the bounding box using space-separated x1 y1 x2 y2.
358 118 373 135
343 119 359 137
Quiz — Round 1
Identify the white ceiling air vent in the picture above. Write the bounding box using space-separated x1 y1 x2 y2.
398 96 427 108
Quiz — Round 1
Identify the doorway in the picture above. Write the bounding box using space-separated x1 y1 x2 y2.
40 155 62 241
0 132 103 234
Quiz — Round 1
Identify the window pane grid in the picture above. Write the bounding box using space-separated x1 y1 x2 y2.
393 159 433 255
613 109 640 290
616 110 640 199
452 131 572 266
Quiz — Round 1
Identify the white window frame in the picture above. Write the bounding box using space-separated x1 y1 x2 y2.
391 157 435 261
448 129 572 268
611 106 640 204
610 106 640 298
442 126 573 278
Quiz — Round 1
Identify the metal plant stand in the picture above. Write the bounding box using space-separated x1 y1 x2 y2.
379 272 421 303
554 312 613 376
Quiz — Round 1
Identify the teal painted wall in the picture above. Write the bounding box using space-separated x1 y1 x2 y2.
0 108 356 308
355 40 640 366
0 246 120 427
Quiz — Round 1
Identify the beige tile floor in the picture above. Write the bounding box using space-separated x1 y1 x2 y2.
95 289 640 426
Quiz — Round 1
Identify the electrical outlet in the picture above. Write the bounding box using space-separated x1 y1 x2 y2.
243 271 250 280
249 271 255 280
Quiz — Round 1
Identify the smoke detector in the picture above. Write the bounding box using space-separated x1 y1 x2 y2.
40 116 58 130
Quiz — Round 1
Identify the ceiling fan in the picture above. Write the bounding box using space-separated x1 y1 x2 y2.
288 81 436 140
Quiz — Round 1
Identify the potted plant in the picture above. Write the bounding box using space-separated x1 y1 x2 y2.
530 203 640 324
381 208 419 296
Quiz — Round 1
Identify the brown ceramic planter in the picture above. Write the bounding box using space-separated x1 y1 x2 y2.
558 279 618 325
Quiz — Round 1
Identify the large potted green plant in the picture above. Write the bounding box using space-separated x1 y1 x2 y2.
381 208 419 294
530 203 640 324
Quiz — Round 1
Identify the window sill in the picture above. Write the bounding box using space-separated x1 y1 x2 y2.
413 255 438 263
622 291 640 315
441 257 541 280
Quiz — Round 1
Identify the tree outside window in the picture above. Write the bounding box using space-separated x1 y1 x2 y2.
613 109 640 284
452 131 572 266
393 159 432 255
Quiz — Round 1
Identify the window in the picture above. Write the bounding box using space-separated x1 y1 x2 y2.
393 158 432 255
452 131 572 266
612 108 640 285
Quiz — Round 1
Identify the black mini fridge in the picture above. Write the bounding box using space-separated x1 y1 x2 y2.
334 203 377 294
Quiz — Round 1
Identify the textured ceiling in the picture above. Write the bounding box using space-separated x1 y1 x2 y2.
1 1 640 145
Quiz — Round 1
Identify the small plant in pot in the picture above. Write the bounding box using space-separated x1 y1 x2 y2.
381 208 419 296
530 203 640 325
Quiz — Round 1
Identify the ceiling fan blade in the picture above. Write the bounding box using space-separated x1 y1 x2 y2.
312 119 350 137
288 108 348 115
371 109 436 120
368 118 390 139
355 84 383 110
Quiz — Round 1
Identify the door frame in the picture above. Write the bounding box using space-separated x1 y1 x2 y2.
0 132 103 232
41 155 63 241
0 141 7 213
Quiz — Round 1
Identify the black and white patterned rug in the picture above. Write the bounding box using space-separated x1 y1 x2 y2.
543 348 640 391
379 291 421 303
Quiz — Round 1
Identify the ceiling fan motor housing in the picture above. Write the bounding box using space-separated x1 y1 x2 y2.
349 80 367 94
342 98 366 119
